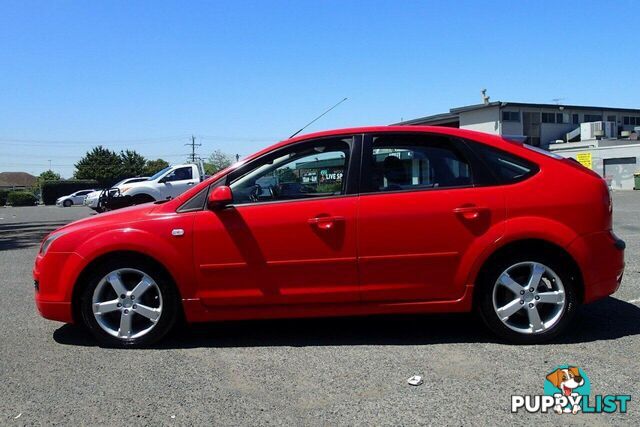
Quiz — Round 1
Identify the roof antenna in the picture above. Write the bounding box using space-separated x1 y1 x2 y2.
481 89 490 105
289 97 348 139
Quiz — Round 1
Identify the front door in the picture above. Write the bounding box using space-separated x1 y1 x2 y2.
357 133 505 302
162 166 197 199
193 136 360 306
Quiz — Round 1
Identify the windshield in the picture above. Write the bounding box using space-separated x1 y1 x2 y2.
148 167 172 181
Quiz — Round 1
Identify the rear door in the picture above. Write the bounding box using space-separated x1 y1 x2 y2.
357 133 505 302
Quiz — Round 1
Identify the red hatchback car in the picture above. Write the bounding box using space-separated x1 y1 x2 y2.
33 126 625 347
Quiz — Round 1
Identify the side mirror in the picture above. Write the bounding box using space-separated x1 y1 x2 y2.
207 185 233 209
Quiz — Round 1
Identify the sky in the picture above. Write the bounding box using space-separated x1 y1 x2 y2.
1 0 639 177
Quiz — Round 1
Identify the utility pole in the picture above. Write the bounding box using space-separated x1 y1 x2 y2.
185 135 202 163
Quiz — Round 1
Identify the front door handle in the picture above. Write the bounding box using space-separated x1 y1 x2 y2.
308 216 345 230
453 206 488 220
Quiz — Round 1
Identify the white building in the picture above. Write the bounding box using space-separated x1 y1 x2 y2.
396 101 640 190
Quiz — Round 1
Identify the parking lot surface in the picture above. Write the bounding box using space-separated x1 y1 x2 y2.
1 196 639 425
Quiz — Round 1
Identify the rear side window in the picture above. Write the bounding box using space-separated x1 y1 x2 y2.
471 142 538 183
365 134 473 192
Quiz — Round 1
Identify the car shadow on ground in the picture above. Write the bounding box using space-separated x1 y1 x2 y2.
0 221 69 251
53 296 640 349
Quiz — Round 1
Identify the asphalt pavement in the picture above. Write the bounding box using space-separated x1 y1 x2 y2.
0 197 639 425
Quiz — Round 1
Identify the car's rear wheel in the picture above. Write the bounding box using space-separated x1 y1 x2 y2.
477 255 578 344
63 199 72 207
79 260 178 347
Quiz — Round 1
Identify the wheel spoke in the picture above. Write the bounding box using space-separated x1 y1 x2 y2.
93 299 120 315
537 291 564 305
118 311 133 338
496 299 523 319
131 276 155 298
527 263 545 290
134 304 161 322
498 272 523 295
107 272 127 296
527 306 544 332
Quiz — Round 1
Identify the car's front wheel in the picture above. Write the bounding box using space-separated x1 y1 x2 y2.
79 259 179 347
63 199 72 207
477 255 579 344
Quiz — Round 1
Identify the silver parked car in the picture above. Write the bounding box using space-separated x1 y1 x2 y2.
55 189 95 207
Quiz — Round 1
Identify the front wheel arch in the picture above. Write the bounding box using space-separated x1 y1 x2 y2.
72 250 184 325
131 193 156 204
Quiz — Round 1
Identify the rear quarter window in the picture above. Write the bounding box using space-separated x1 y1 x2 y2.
468 142 538 183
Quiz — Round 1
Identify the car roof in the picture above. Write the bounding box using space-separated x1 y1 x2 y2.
245 125 509 162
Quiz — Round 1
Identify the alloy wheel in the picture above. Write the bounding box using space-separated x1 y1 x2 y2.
91 268 163 340
491 261 566 334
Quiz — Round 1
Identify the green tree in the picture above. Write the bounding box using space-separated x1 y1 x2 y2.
204 149 233 175
74 146 123 186
144 158 170 176
120 150 147 177
37 170 62 186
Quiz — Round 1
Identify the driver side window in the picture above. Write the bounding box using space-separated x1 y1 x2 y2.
164 167 193 182
229 138 351 205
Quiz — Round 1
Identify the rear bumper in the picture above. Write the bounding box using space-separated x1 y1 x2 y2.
568 230 625 303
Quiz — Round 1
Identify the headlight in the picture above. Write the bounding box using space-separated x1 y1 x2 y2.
40 232 65 255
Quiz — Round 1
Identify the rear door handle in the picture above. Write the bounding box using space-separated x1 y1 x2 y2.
308 216 345 230
453 206 488 220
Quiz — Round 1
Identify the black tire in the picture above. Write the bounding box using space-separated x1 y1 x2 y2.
476 253 579 344
63 199 72 207
79 258 179 348
131 194 155 205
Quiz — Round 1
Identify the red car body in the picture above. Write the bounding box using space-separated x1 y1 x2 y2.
33 126 624 331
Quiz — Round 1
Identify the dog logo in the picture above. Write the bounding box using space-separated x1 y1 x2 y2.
545 366 587 414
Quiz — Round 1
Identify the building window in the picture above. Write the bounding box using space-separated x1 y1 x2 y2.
557 113 567 124
584 114 603 122
541 113 557 123
502 111 520 122
623 116 640 126
607 115 617 122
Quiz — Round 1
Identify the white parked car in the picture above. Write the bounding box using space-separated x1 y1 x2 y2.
56 189 95 207
84 177 149 211
119 164 204 203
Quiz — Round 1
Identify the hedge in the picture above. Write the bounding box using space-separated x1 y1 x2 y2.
0 189 8 206
41 180 99 205
7 191 37 206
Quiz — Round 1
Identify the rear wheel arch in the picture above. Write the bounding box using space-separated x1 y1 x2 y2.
472 239 584 305
71 250 183 324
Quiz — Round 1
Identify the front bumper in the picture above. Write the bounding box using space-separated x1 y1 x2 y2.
568 230 625 303
33 251 85 323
